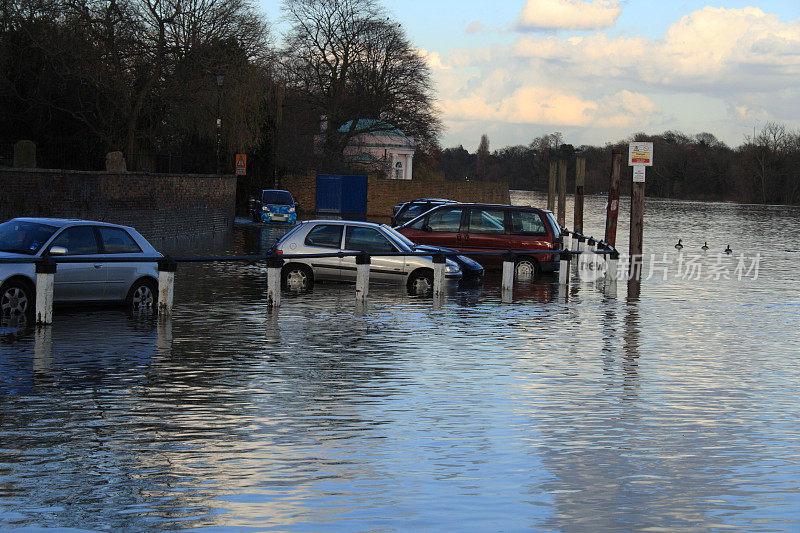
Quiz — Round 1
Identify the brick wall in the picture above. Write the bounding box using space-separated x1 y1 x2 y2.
286 174 511 219
0 169 236 251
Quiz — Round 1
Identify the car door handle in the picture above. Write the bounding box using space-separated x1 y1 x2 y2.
93 264 103 269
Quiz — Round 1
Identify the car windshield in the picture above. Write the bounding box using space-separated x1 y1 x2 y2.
262 190 294 205
0 220 59 255
380 224 415 251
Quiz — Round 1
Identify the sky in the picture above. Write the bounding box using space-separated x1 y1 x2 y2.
260 1 800 151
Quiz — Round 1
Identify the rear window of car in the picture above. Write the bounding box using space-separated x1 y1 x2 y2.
304 224 343 248
468 208 506 234
98 227 142 254
509 210 548 235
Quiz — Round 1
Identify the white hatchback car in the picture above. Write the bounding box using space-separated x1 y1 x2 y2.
0 218 162 318
273 219 462 294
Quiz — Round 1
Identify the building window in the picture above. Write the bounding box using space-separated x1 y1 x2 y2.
394 161 403 179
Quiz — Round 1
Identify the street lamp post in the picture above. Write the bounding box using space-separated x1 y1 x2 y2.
216 74 223 174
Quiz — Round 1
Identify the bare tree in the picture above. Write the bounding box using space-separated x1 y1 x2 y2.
282 0 441 163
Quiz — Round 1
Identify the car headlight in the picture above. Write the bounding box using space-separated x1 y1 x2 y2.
289 207 295 213
445 263 461 273
262 206 268 211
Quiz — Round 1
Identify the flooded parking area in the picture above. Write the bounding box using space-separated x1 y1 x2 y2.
2 196 800 531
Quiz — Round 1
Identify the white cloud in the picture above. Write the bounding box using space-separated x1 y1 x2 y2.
433 6 800 148
465 21 485 34
514 0 622 31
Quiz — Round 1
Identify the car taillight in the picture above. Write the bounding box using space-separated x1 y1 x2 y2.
275 249 283 255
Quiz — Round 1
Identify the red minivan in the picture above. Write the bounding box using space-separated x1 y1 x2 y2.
396 203 562 279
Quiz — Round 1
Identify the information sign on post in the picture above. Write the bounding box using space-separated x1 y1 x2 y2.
628 142 653 166
235 154 247 176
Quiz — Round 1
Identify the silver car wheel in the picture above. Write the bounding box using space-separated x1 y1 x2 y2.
284 268 310 291
409 274 433 296
130 283 155 310
1 285 30 316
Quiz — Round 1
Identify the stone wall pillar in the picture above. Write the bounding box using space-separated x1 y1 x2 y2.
13 140 36 168
105 151 127 172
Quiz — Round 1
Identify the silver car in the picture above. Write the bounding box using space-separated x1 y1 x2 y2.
274 220 462 294
0 218 161 318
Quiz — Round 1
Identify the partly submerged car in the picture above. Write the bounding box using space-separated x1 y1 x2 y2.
273 219 465 295
396 203 561 279
0 218 161 319
253 189 298 224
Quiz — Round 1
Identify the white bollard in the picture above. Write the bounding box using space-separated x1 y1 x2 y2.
559 251 571 285
35 259 56 325
157 258 176 317
355 253 370 301
502 252 515 303
576 236 585 252
562 231 572 252
605 250 619 286
432 253 446 299
266 256 283 308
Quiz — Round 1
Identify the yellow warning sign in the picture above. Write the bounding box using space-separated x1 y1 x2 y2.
235 154 247 175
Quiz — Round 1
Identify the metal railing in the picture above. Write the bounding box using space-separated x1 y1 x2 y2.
5 242 620 325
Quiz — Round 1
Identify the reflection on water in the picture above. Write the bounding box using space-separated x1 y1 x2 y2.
2 197 800 531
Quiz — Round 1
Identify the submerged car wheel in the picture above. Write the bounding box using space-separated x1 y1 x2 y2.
0 280 34 317
407 270 434 296
127 278 158 312
282 264 313 292
515 257 541 281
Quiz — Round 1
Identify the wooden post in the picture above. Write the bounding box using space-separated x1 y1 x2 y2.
35 259 56 325
547 161 557 213
355 252 370 301
501 252 514 303
605 149 623 248
432 253 446 299
157 257 176 317
628 177 645 283
574 156 585 236
266 255 284 308
557 159 567 227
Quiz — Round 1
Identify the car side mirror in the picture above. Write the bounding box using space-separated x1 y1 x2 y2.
294 201 300 208
423 224 432 232
49 246 67 255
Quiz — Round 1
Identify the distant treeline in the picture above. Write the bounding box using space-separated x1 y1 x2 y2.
437 126 800 205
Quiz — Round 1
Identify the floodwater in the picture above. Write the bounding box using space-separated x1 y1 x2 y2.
2 192 800 531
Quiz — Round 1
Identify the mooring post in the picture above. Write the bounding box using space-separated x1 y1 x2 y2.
266 255 284 308
576 234 586 252
355 252 370 301
561 229 572 252
548 161 557 212
432 253 446 299
587 237 597 253
559 251 571 286
35 258 56 325
574 156 585 238
157 257 177 317
557 159 567 227
629 170 645 283
605 149 623 248
502 252 515 303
